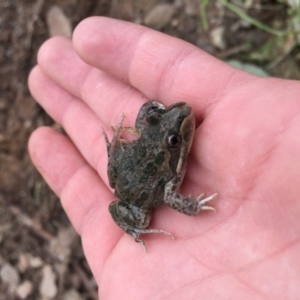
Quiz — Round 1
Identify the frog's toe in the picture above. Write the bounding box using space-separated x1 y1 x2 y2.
125 228 148 252
134 235 148 252
131 228 174 251
163 230 175 240
134 228 175 239
199 205 216 212
196 192 218 212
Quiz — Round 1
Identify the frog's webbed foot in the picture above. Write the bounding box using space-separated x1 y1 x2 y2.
195 193 217 212
127 228 175 252
109 200 174 251
165 189 218 216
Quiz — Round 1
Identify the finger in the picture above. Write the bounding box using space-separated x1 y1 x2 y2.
28 66 110 185
37 37 147 127
73 17 254 115
28 127 122 278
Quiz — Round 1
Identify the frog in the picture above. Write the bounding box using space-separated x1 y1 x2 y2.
102 101 217 251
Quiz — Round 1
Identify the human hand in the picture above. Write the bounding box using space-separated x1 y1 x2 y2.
28 17 300 299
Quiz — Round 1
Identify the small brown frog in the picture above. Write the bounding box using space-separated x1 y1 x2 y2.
102 101 217 251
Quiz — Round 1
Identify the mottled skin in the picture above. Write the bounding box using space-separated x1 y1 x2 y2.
102 101 217 250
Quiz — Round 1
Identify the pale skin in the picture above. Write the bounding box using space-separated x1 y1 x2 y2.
28 17 300 299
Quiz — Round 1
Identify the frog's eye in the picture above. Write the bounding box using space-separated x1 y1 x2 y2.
167 133 181 148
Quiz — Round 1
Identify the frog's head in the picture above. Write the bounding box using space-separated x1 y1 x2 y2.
161 102 195 174
137 101 195 175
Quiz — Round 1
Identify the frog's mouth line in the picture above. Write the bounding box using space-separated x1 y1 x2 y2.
176 111 195 174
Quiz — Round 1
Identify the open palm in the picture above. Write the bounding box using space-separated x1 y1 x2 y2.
28 17 300 299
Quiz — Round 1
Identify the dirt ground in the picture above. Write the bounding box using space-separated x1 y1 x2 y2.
0 0 299 299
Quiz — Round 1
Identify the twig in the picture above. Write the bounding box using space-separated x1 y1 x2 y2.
217 43 252 58
9 205 54 241
199 0 209 30
74 264 98 300
218 0 289 37
267 42 297 70
231 0 285 11
25 0 45 49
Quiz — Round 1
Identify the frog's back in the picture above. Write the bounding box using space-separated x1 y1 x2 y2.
113 131 172 208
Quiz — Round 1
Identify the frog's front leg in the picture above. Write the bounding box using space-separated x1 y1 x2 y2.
164 176 217 216
111 125 140 136
109 201 174 251
101 113 125 157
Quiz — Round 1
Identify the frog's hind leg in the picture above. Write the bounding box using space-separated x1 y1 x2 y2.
109 201 174 252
